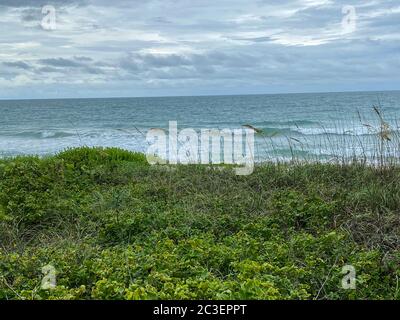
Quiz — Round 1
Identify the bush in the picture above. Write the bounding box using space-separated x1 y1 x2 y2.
0 148 399 300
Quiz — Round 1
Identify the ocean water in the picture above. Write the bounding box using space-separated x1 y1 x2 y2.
1 91 400 161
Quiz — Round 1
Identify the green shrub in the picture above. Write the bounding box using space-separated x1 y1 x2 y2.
0 148 399 300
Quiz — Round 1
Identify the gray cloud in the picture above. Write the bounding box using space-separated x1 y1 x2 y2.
39 58 83 68
73 56 93 62
0 0 399 98
3 61 32 70
0 0 84 7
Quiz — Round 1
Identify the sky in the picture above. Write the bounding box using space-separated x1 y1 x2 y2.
0 0 399 99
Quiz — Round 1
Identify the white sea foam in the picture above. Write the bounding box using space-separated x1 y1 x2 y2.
0 92 399 159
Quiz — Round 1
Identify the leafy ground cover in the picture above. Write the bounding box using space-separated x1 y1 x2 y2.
0 147 399 299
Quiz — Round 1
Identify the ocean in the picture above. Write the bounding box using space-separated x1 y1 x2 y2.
1 91 400 161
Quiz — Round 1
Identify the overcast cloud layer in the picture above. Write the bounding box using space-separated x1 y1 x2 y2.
0 0 399 99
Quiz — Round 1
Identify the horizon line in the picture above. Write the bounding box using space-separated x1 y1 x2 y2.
0 88 399 102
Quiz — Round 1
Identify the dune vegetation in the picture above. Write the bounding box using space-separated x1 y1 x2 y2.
0 146 399 299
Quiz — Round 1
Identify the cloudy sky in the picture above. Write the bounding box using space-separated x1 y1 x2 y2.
0 0 399 99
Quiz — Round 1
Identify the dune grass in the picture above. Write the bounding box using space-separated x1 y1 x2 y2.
0 146 399 300
256 107 400 166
